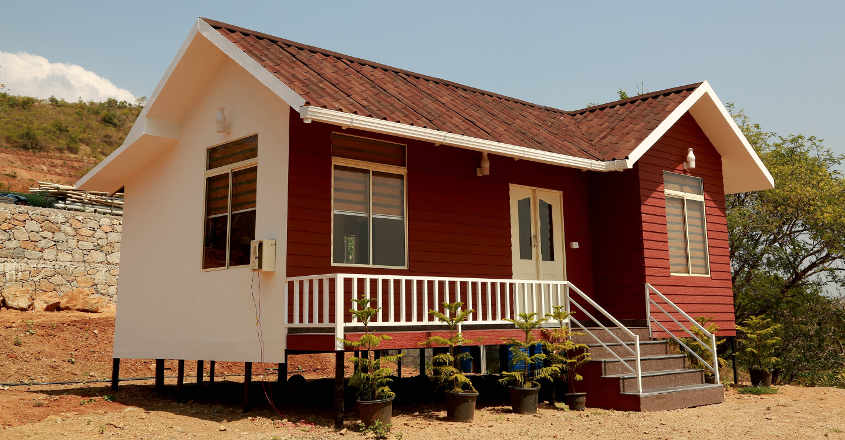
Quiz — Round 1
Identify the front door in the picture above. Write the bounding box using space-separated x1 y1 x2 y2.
509 184 566 281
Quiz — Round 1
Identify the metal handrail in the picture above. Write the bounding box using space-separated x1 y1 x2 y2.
284 274 644 393
645 283 720 384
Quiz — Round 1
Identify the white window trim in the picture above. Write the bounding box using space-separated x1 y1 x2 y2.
664 173 711 277
330 157 408 269
201 136 258 271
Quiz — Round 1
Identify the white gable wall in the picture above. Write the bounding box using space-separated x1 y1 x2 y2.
114 58 288 363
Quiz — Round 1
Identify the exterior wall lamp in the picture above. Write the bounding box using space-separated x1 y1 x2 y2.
216 107 230 134
684 147 696 170
476 151 490 176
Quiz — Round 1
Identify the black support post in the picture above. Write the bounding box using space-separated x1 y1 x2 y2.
209 361 216 385
334 351 345 429
278 362 287 385
111 358 120 393
176 360 185 396
731 336 738 386
396 350 402 378
243 362 252 411
197 360 204 384
419 348 426 377
155 359 165 391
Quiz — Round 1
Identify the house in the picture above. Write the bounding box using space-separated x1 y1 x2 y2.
78 18 774 414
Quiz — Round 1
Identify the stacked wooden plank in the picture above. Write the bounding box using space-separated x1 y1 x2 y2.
29 182 124 216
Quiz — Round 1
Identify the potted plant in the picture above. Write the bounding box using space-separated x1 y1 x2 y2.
540 306 591 410
343 298 402 428
499 312 560 414
737 315 781 387
420 301 479 422
677 316 726 383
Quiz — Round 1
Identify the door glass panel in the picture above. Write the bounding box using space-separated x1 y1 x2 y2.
538 199 554 261
517 197 532 260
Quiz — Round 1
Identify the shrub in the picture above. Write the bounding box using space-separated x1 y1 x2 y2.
737 386 778 395
421 301 477 394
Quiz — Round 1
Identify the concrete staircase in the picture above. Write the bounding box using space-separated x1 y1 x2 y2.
572 327 724 411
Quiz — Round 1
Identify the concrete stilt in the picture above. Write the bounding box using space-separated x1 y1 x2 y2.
155 359 165 391
197 360 204 384
209 361 216 385
243 362 252 411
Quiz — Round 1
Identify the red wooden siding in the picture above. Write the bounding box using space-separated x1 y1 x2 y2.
587 169 647 323
638 113 736 336
286 112 597 326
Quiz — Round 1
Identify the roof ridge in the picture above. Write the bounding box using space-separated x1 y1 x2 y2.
201 17 575 115
567 82 703 115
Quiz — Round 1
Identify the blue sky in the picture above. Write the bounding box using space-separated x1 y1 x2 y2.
1 1 843 156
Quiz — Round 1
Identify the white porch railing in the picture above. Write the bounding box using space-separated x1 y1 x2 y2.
285 274 644 393
645 283 720 384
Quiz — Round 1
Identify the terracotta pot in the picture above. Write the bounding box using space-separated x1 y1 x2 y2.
749 368 772 387
357 396 393 427
509 385 539 414
445 391 478 422
565 392 587 411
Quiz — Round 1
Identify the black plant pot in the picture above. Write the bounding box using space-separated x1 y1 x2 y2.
509 385 540 414
445 391 478 422
565 392 587 411
358 396 393 427
749 368 772 387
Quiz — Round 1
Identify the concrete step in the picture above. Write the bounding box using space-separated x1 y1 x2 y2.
624 383 725 411
587 340 669 359
595 354 687 375
572 327 651 344
605 368 705 393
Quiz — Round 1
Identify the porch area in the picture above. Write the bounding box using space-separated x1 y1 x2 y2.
283 273 724 411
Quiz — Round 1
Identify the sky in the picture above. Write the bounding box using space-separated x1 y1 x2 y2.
1 1 843 156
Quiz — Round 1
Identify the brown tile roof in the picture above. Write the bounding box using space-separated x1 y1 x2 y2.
203 18 700 162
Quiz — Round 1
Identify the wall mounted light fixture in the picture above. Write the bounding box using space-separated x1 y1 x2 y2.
684 147 696 170
216 107 230 134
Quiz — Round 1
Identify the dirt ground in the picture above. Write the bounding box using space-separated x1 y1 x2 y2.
0 309 372 385
0 384 841 439
2 310 844 439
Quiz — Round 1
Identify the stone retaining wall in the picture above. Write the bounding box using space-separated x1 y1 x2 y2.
0 204 121 310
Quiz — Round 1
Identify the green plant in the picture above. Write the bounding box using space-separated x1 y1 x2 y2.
737 315 782 373
357 419 392 439
676 317 727 371
343 297 401 401
737 386 778 395
540 306 590 390
420 301 477 393
499 313 559 389
13 336 22 347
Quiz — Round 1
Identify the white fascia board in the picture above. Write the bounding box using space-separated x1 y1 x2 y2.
196 19 306 110
624 81 774 192
299 106 628 172
698 83 775 190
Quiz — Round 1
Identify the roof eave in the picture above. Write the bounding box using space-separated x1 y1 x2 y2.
300 106 629 172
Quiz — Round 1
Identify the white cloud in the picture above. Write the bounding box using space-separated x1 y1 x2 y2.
0 51 136 103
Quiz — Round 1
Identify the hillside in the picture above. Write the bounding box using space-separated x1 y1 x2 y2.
0 93 140 192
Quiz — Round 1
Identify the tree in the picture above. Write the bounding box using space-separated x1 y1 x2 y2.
727 105 845 385
499 313 560 389
728 107 845 312
420 301 477 393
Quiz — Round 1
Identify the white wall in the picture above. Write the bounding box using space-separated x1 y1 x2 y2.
113 58 289 363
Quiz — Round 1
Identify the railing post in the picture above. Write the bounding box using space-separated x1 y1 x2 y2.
711 333 720 384
335 275 345 351
564 283 571 331
634 335 643 393
644 284 653 339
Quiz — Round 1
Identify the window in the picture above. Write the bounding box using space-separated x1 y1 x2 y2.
663 171 709 275
202 135 258 269
331 135 406 268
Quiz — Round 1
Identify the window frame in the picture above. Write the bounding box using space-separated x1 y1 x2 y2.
201 135 258 271
663 171 711 277
330 156 408 269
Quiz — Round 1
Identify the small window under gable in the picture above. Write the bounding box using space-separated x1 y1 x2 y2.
663 171 710 276
202 135 258 270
